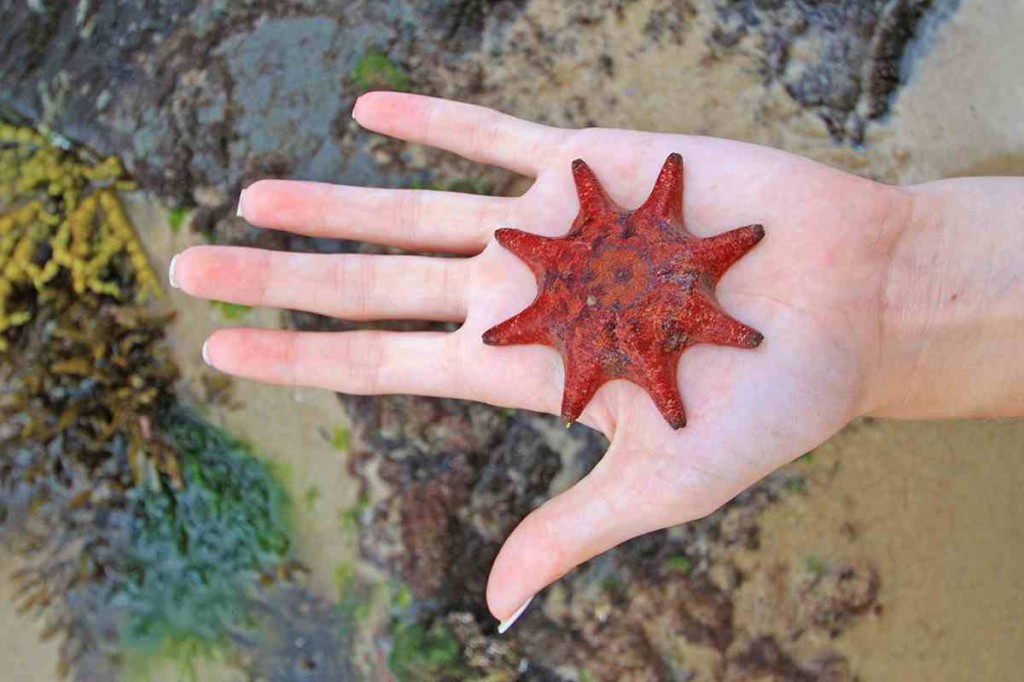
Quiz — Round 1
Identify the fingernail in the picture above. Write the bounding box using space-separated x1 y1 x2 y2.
201 340 212 366
168 254 180 289
236 188 246 218
497 596 533 635
352 96 361 122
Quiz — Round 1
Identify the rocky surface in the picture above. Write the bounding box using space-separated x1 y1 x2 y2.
710 0 956 143
0 0 527 239
1 0 953 231
343 392 881 679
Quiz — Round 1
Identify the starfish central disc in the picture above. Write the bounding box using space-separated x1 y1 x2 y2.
482 153 765 429
585 247 652 308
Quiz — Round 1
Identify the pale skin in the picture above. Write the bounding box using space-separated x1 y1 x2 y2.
170 92 1024 629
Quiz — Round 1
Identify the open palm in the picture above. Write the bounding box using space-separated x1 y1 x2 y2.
172 92 910 626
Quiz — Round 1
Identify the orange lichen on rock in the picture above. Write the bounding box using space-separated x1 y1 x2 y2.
483 154 764 429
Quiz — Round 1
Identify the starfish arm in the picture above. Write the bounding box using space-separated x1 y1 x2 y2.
560 350 607 426
494 228 563 272
634 355 687 429
635 152 684 223
692 224 765 280
482 299 555 347
686 290 764 349
569 159 616 234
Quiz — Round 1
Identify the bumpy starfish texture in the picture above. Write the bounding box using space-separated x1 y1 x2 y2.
482 153 765 429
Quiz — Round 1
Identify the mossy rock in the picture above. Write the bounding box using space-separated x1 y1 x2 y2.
352 51 411 92
389 620 468 682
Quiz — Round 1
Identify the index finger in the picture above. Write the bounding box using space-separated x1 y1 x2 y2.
352 92 568 176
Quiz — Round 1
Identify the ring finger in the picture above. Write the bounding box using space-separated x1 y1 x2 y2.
170 245 470 322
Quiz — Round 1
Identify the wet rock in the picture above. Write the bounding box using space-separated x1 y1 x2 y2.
237 582 354 682
740 556 881 650
347 395 597 620
342 383 876 679
0 0 199 141
727 637 845 682
398 464 474 599
796 559 880 634
444 611 521 678
0 0 528 239
0 0 955 239
426 0 530 48
710 0 958 143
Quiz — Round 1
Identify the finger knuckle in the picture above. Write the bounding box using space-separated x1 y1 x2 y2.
471 109 504 159
357 258 380 319
396 190 423 244
562 127 601 158
345 333 385 393
255 250 274 307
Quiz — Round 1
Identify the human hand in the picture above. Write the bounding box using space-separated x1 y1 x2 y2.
169 92 913 629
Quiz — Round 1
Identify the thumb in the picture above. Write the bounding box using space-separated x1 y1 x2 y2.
485 443 665 632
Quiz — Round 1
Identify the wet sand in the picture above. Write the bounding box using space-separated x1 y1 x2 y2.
780 419 1024 680
0 555 61 680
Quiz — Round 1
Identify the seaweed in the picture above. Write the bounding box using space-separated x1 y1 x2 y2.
0 124 184 678
3 402 300 678
0 294 182 674
0 295 180 493
388 620 467 682
0 123 159 350
0 123 322 679
118 407 294 665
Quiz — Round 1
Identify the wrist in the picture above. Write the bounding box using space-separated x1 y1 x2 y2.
861 184 942 418
865 177 1024 419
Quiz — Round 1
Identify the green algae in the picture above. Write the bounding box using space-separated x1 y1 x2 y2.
210 300 251 320
119 408 293 656
330 424 350 452
410 176 496 196
340 490 370 531
4 394 297 677
803 555 827 578
798 450 817 465
439 177 495 196
166 206 189 233
388 620 466 682
386 576 468 682
333 562 358 597
784 477 807 494
304 483 322 509
352 50 411 92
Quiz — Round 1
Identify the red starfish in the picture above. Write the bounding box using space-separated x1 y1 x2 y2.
482 153 765 429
